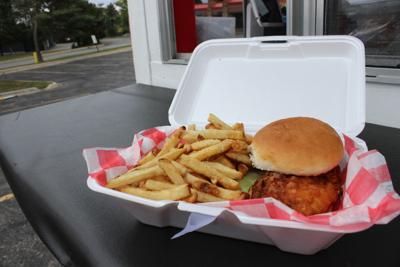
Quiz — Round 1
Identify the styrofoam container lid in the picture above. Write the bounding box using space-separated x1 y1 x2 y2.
169 36 365 136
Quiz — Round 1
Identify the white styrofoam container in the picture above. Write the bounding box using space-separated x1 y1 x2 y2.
88 36 366 254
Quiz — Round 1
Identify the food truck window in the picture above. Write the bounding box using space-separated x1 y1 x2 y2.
324 0 400 70
167 0 246 61
159 0 287 63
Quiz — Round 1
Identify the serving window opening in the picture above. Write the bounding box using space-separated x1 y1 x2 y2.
160 0 287 62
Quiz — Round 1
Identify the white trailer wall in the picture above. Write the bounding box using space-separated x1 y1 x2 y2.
128 0 400 129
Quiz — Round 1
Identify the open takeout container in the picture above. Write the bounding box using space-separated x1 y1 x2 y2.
88 36 367 254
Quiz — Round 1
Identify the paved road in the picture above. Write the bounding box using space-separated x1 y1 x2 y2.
0 36 131 70
0 50 135 115
0 50 135 266
0 167 60 267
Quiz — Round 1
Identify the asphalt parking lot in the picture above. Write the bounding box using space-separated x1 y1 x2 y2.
0 50 135 115
0 50 135 266
0 167 60 267
0 37 131 70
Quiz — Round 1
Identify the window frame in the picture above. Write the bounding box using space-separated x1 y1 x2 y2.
159 0 400 85
158 0 259 64
316 0 400 85
157 0 188 64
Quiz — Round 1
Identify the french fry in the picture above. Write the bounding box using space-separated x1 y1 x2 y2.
214 155 236 169
179 155 239 190
191 139 221 151
186 173 243 200
143 179 177 190
152 148 161 156
210 178 218 184
231 140 249 153
245 134 253 144
193 181 219 196
152 176 171 182
232 122 249 146
183 144 192 153
170 160 188 175
186 129 244 140
237 163 249 176
232 122 244 131
129 181 142 187
138 180 146 188
121 184 190 200
107 165 165 189
135 148 187 170
157 127 185 157
205 123 218 129
204 161 243 179
189 139 233 161
191 188 224 202
196 182 244 200
138 152 155 166
184 172 209 183
226 152 252 166
208 113 232 130
177 142 184 149
108 113 253 203
187 124 196 131
158 159 185 185
182 190 197 203
182 132 200 143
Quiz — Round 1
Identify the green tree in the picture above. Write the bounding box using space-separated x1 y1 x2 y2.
0 0 16 55
0 1 34 55
14 0 49 62
116 0 129 34
4 0 121 57
104 3 119 37
45 0 106 46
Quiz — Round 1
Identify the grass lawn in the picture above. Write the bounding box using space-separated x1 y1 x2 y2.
0 53 32 62
0 80 52 94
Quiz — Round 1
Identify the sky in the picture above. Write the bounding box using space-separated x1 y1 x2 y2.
89 0 116 5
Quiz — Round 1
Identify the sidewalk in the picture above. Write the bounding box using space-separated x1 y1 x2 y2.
0 82 58 101
0 46 132 75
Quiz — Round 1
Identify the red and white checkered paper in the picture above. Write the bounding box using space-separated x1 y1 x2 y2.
83 126 400 231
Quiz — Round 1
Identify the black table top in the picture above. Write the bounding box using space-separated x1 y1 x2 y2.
0 84 399 267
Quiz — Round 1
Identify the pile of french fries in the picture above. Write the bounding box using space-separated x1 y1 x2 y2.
106 114 253 203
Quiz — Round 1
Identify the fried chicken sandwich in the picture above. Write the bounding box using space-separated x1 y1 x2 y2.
249 117 344 216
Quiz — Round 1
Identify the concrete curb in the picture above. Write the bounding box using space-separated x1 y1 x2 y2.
0 94 17 101
0 81 58 101
0 46 132 75
44 44 105 56
1 87 40 96
43 82 58 91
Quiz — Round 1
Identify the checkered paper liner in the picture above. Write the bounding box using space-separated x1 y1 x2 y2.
83 126 400 231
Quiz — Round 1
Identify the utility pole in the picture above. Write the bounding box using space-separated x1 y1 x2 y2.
32 7 43 63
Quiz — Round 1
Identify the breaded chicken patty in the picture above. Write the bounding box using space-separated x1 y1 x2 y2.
249 167 342 216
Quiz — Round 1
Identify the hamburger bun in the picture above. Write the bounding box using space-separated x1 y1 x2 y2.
250 117 344 176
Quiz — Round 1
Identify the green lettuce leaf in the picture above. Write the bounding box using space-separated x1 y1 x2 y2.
240 170 264 193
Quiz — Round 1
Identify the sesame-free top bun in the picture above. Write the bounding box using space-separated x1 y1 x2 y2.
250 117 344 176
